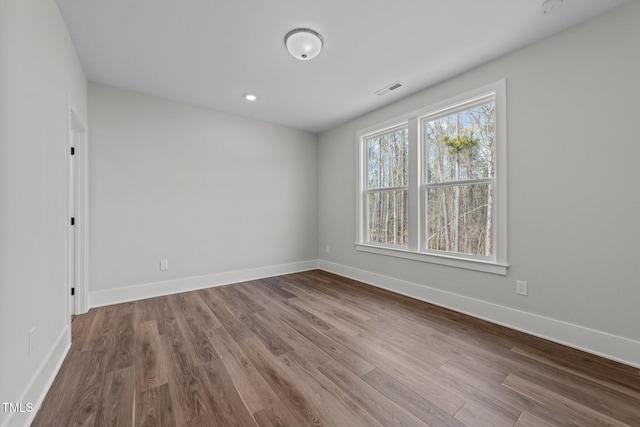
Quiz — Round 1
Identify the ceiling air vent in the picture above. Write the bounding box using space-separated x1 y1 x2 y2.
374 81 403 96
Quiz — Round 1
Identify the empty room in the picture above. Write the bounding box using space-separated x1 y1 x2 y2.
2 0 640 426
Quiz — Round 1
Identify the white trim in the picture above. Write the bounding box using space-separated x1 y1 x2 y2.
88 260 319 308
355 243 508 275
318 260 640 369
67 97 89 315
407 117 420 252
2 328 71 427
493 79 508 267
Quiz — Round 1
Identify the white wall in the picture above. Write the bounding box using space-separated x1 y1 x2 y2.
88 83 318 304
0 0 88 426
318 1 640 367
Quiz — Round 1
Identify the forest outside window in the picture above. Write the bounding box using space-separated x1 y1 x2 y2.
357 81 508 275
365 125 409 247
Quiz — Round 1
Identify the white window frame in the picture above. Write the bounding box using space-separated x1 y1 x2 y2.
356 80 508 275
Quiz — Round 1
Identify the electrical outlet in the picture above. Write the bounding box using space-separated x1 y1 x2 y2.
160 259 169 271
28 327 35 356
325 245 330 253
516 280 528 296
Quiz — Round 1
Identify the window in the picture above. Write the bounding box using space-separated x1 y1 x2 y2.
365 125 409 246
423 98 495 257
357 81 507 275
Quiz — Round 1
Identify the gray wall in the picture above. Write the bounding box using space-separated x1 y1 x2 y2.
0 0 88 426
318 2 640 365
88 83 318 295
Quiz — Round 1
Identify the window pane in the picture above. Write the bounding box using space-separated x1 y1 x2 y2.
367 127 409 189
426 183 492 256
368 190 408 246
424 102 495 183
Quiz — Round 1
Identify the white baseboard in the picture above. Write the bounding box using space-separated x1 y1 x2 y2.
318 260 640 369
2 327 70 427
88 260 319 309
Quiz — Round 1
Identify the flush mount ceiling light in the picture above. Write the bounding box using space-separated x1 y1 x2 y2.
285 28 323 61
243 93 257 101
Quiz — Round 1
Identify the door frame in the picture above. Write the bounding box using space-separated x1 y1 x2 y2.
67 98 89 319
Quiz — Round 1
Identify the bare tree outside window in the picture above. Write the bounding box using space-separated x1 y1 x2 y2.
424 102 495 257
366 126 409 246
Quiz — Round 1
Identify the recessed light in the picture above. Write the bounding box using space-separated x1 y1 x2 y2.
244 94 257 101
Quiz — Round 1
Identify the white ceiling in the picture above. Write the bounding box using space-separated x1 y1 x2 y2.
56 0 627 134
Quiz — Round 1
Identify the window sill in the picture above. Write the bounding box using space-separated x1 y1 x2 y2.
355 243 508 275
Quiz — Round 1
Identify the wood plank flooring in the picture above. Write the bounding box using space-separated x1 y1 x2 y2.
32 270 640 426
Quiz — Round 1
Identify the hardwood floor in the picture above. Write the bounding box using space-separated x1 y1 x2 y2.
33 270 640 426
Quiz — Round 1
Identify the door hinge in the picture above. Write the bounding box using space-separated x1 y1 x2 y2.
70 147 75 155
71 287 75 296
71 217 75 226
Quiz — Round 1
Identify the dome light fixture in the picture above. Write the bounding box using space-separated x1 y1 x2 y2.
244 93 257 101
285 28 323 61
